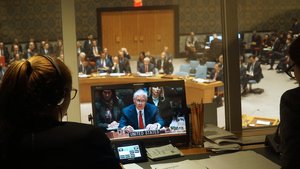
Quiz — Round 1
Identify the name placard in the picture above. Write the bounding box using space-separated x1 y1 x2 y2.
129 130 160 137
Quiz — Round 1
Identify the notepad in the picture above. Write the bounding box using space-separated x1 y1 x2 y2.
146 144 182 161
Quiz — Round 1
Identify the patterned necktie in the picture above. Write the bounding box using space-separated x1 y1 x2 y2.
139 111 144 129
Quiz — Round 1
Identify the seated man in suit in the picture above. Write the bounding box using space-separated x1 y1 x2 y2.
119 89 164 133
156 52 174 74
96 52 112 73
78 52 94 74
245 55 264 91
40 42 52 56
138 57 155 74
118 50 131 73
111 56 121 73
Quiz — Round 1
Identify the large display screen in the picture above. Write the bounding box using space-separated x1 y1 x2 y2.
91 80 189 146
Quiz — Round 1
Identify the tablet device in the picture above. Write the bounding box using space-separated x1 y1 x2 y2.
112 141 148 164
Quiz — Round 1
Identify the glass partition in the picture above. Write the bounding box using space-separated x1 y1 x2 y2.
237 0 300 128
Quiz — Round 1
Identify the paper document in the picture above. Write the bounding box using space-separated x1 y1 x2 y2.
109 73 126 77
204 124 237 141
193 150 280 169
151 160 207 169
123 163 143 169
192 78 214 83
137 72 153 77
204 141 241 152
146 144 182 160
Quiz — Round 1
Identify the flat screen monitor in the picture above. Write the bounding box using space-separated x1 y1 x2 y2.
208 35 222 44
91 80 189 146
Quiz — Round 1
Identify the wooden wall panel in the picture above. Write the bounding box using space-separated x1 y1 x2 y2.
154 10 174 57
101 9 175 59
101 12 122 56
138 11 156 56
120 11 139 59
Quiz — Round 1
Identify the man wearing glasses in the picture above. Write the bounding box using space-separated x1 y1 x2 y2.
119 89 164 133
280 37 300 169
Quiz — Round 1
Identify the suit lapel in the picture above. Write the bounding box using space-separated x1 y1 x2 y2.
131 105 138 129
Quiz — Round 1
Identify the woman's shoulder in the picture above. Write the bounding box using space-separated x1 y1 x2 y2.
50 122 108 141
282 87 300 98
60 122 103 132
281 87 300 109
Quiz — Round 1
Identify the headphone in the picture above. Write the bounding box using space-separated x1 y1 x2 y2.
40 55 65 105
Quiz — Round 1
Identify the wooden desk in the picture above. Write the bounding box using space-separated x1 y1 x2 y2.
78 76 223 104
137 146 280 169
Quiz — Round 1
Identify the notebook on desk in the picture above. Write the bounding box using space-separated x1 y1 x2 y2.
146 144 183 161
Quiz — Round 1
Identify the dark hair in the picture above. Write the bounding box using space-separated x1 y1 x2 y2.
0 55 72 137
289 37 300 66
99 89 118 103
248 54 256 59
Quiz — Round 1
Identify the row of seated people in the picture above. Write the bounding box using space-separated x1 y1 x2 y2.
248 17 300 58
78 48 174 75
0 38 64 67
0 34 104 67
249 30 299 72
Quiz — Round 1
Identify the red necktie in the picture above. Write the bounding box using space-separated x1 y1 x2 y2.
139 111 144 129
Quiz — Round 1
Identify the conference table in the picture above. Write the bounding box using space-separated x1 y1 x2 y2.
78 74 223 105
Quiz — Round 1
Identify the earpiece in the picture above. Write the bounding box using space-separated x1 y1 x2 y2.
57 98 65 106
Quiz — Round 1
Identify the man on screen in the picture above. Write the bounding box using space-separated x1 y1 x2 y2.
119 89 164 133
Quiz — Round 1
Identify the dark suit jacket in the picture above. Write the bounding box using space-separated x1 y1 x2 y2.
83 40 92 54
209 38 223 61
138 63 155 73
96 58 113 73
148 97 173 127
0 122 121 169
156 58 174 75
40 48 52 56
90 46 102 58
119 103 164 129
78 64 93 74
280 87 300 169
111 63 129 73
246 61 263 83
119 57 131 73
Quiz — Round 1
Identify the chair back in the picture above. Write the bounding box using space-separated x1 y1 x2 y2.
175 64 191 77
205 61 216 69
179 64 191 73
195 65 207 79
190 60 199 69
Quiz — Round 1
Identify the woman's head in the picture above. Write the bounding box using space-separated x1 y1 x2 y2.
101 89 116 102
149 86 165 100
138 52 145 61
0 55 72 131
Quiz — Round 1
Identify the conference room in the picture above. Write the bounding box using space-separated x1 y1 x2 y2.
1 0 300 168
